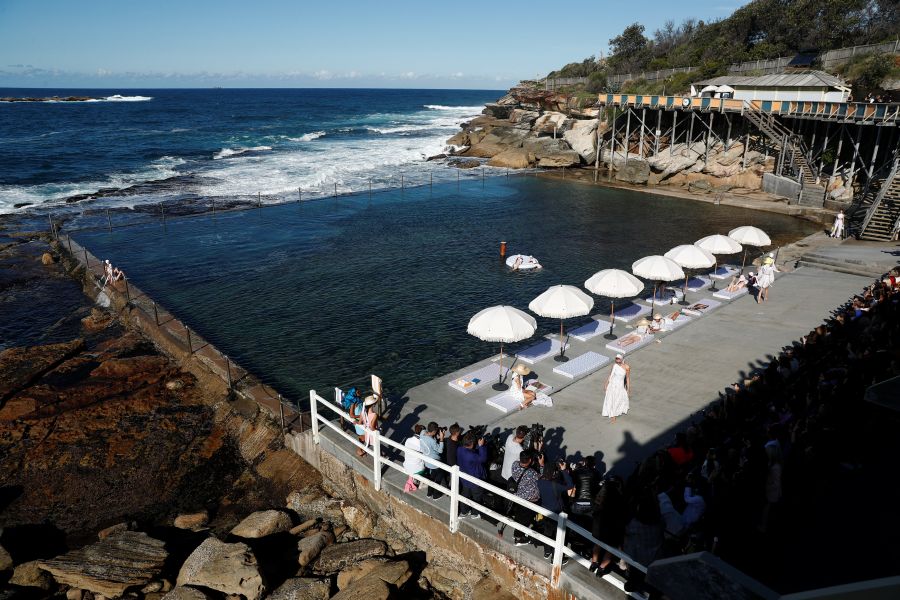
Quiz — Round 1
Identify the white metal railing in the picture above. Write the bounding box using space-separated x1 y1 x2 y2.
308 389 648 590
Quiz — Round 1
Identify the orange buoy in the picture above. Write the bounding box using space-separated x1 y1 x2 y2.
500 241 507 257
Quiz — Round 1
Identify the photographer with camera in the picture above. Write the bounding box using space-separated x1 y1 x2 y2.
509 449 543 546
537 458 575 561
457 431 488 519
421 422 447 500
443 423 462 468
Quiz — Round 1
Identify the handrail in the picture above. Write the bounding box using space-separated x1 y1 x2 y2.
309 389 649 589
860 157 899 238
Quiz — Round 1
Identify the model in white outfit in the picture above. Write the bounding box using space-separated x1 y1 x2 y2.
756 260 779 303
830 211 844 238
602 356 631 422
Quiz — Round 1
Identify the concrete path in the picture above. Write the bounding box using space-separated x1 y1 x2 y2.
384 264 876 476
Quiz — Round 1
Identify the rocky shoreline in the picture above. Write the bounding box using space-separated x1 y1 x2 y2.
0 231 516 600
444 85 847 206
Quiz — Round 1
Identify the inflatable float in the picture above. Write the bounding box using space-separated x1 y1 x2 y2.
506 254 542 271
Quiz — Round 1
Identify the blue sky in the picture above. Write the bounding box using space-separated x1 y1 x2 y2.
0 0 744 89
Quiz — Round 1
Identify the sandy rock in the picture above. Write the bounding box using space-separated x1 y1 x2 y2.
446 131 469 147
522 137 580 168
507 109 539 127
176 538 265 600
37 531 167 597
267 578 330 600
487 148 530 169
173 511 209 531
482 104 511 119
466 127 530 158
420 564 470 600
10 560 55 589
340 504 375 539
537 151 581 168
97 522 130 540
161 587 212 600
315 539 388 574
332 561 412 600
0 338 84 403
230 510 293 538
447 158 480 169
336 557 389 590
332 576 391 600
533 112 571 134
41 252 55 265
290 518 319 535
297 531 335 567
66 589 83 600
0 543 11 571
616 160 651 184
563 119 599 164
337 558 412 590
287 488 345 524
472 576 517 600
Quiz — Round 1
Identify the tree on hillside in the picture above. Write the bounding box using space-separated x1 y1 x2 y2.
608 23 651 74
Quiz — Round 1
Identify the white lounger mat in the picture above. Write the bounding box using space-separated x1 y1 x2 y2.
640 287 683 305
517 338 568 364
606 332 654 355
709 265 741 280
448 362 507 394
569 319 609 342
661 313 693 331
713 287 750 300
685 275 712 292
553 351 610 379
486 391 552 413
682 298 723 316
613 303 652 323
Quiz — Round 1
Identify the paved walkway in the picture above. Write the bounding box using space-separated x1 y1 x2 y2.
383 262 877 476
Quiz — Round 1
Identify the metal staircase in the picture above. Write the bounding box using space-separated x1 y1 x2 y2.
743 102 826 205
859 157 900 241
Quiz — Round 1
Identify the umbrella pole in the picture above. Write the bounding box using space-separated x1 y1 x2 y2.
605 300 618 340
651 282 657 315
554 319 569 362
493 342 509 391
709 258 719 292
741 249 747 272
680 273 690 305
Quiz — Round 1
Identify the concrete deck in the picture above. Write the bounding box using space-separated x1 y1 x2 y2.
380 258 881 476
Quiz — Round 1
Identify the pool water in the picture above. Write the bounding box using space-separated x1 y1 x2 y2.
75 177 817 400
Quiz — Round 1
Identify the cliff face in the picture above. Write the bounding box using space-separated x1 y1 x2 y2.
446 87 603 169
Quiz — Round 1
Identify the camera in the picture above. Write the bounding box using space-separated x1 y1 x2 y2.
524 422 545 451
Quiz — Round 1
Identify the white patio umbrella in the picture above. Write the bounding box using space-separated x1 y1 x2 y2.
696 234 743 291
467 305 537 390
632 255 685 313
664 244 716 305
584 269 645 340
529 285 594 362
729 226 771 271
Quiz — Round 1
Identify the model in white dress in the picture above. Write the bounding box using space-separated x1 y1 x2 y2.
757 261 779 303
602 359 630 422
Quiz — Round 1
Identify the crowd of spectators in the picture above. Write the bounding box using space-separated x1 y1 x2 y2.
378 270 900 595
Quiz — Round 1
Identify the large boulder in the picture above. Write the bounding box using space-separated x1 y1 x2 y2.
537 151 581 168
482 104 511 119
315 539 388 574
287 488 345 524
298 531 335 567
563 119 599 164
507 109 539 128
466 128 530 158
176 538 265 600
9 561 55 590
420 564 471 600
472 576 517 600
331 560 412 600
37 531 167 597
230 510 293 538
487 148 531 169
533 112 572 134
267 578 330 600
340 503 375 539
161 587 212 600
616 160 651 184
336 557 389 590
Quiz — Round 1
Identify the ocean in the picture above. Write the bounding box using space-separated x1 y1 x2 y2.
0 88 501 215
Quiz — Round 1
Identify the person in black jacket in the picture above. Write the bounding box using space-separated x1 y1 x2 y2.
591 476 627 576
570 457 600 521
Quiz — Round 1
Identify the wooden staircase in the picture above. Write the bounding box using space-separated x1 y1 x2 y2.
860 168 900 241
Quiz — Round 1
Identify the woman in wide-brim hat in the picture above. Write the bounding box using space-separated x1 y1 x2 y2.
511 363 536 410
757 256 779 304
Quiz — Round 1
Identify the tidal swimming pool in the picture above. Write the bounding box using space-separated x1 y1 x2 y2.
75 177 817 400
